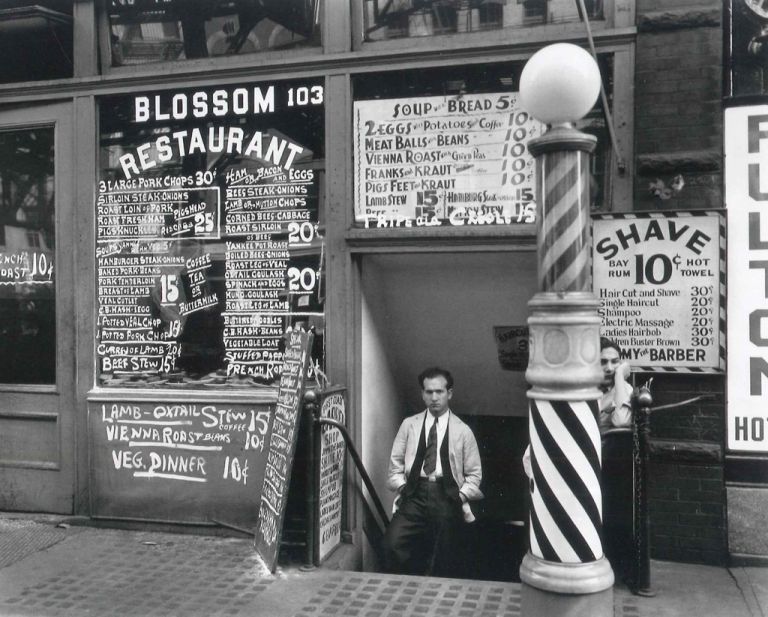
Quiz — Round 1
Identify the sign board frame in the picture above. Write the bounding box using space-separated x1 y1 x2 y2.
592 210 725 373
88 397 273 528
254 328 314 570
314 386 347 564
353 92 542 228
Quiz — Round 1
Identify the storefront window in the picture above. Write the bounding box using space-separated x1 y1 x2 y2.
0 128 56 384
107 0 321 67
0 2 72 83
352 61 610 229
97 79 325 388
362 0 603 42
728 0 768 96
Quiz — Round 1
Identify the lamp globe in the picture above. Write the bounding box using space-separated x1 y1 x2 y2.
519 43 601 126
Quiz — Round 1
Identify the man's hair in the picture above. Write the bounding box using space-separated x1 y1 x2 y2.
418 367 454 390
600 336 622 356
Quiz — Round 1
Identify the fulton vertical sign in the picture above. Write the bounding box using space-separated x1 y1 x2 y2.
726 105 768 453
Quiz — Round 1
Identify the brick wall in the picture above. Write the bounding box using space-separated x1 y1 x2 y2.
639 373 727 565
632 0 727 566
634 1 722 212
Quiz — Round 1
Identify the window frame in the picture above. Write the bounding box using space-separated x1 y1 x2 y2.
351 0 635 52
96 0 335 77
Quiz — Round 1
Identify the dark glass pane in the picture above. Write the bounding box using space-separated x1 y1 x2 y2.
97 80 325 388
729 0 768 96
108 0 321 67
363 0 603 42
0 128 56 384
0 2 72 83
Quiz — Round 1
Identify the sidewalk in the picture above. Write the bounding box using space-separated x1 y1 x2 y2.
0 514 764 617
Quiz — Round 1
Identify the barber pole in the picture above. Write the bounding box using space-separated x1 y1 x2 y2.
521 126 614 596
518 42 613 616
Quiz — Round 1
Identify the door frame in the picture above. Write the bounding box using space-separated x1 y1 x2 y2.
0 101 75 513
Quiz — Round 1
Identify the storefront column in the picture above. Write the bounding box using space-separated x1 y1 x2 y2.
518 44 614 616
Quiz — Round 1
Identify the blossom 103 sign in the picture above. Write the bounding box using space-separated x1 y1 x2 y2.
726 105 768 453
592 211 724 373
353 93 542 228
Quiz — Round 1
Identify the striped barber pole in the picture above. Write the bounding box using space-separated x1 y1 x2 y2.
536 149 592 293
528 398 603 563
525 135 607 569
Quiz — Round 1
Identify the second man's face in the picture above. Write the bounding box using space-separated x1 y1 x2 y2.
422 376 452 416
600 347 621 388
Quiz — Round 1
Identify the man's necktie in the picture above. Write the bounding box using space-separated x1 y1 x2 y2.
423 417 438 475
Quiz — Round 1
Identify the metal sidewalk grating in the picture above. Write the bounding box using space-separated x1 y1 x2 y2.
292 572 522 617
0 525 74 569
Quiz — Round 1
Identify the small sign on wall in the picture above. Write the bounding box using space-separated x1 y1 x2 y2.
592 211 724 372
493 326 529 371
316 387 346 563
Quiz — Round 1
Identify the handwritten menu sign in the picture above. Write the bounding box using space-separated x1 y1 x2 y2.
353 92 542 228
97 80 324 388
89 398 272 528
255 329 313 571
223 167 317 383
0 249 54 285
592 212 724 372
316 388 346 563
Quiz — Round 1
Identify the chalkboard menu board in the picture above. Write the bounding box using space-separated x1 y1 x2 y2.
89 397 272 528
316 387 346 563
97 79 325 389
255 329 313 571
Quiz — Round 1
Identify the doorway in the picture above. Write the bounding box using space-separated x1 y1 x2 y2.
359 250 537 579
0 103 75 513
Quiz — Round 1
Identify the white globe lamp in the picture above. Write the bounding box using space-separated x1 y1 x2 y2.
519 43 601 126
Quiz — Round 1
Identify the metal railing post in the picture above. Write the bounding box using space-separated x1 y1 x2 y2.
633 384 655 596
302 390 319 570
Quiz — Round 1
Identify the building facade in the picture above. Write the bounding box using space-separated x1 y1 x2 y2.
0 0 760 572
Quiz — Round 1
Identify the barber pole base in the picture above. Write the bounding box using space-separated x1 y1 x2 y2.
521 557 613 617
521 293 614 616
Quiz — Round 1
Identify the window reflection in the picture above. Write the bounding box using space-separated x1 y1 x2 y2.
108 0 321 66
729 0 768 96
0 1 72 83
0 129 56 385
363 0 603 42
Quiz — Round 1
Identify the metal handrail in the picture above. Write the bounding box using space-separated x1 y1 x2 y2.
315 417 390 530
631 387 714 596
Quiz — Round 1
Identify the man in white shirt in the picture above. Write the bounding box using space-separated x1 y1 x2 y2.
382 367 483 576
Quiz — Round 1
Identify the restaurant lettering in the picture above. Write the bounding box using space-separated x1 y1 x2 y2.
95 79 323 388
